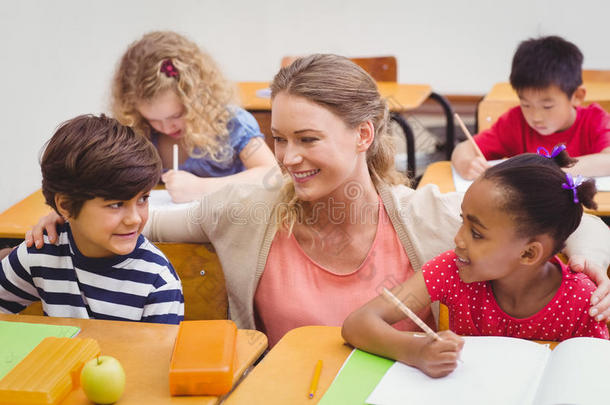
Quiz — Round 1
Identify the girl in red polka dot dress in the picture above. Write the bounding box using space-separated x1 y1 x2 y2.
343 147 609 378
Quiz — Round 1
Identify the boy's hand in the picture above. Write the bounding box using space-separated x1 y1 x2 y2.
413 330 464 378
461 156 489 180
569 255 610 321
25 212 64 249
161 170 203 203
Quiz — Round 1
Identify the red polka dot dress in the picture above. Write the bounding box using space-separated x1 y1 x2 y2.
422 251 609 341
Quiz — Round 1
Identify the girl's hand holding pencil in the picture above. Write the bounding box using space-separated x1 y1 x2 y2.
412 330 464 378
161 169 202 203
382 288 464 378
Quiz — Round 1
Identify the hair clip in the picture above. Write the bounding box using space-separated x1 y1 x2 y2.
537 144 566 159
561 173 584 204
160 59 179 78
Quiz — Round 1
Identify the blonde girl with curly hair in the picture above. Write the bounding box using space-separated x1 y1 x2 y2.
112 31 277 202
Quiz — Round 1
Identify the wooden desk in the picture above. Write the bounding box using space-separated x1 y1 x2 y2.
225 325 561 405
0 314 267 405
238 81 432 113
225 326 350 405
477 81 610 132
418 161 610 216
0 190 51 239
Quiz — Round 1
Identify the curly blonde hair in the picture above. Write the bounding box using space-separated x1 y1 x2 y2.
270 54 408 232
111 31 236 160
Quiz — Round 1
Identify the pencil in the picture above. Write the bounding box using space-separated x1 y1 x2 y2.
382 288 442 341
308 360 323 399
454 112 486 160
172 144 179 171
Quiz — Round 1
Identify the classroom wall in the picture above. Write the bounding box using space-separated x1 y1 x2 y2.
1 0 608 212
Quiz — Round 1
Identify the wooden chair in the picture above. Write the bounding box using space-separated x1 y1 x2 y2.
583 69 610 82
281 55 398 81
20 242 228 321
155 242 228 320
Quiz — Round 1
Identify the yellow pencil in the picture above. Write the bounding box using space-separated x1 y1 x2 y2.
308 360 323 399
454 112 486 160
382 288 442 341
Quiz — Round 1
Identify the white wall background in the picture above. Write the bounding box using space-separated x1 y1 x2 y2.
1 0 608 212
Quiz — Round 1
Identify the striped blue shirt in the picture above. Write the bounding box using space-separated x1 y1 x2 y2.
0 223 184 324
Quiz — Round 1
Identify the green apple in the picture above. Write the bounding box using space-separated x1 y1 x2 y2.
80 355 126 404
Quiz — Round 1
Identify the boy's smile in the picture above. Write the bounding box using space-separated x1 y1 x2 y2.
65 191 150 258
518 85 583 135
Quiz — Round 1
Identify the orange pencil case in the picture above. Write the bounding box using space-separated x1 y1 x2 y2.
0 337 100 405
169 320 237 396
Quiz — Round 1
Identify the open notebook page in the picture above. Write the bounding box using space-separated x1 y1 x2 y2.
366 336 550 405
149 189 198 212
533 337 610 405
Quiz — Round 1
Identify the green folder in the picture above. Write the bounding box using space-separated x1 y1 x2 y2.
319 349 394 405
0 321 80 380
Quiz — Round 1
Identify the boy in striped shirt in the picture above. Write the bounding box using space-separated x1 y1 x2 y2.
0 115 184 324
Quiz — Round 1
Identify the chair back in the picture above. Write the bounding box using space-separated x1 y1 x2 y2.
156 242 228 320
350 56 397 81
583 69 610 82
281 55 397 81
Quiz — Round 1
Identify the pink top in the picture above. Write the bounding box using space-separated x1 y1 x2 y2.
474 104 610 159
423 250 609 341
255 201 431 347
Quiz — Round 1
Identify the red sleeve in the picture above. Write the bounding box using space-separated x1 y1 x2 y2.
474 106 527 159
421 250 461 306
569 273 609 340
587 104 610 153
571 309 609 339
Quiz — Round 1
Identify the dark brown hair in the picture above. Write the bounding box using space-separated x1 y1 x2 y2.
483 149 597 254
41 114 161 218
510 35 583 97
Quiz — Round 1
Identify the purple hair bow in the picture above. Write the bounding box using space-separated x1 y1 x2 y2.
537 144 566 159
561 173 584 204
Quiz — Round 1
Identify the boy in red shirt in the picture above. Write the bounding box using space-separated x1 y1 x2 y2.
452 36 610 180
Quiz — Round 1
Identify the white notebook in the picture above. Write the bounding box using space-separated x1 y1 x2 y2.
451 164 610 193
367 336 610 405
148 189 198 212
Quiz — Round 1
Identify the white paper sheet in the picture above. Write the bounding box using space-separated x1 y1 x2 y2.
451 164 610 193
595 176 610 191
533 337 610 405
148 189 198 212
366 336 550 405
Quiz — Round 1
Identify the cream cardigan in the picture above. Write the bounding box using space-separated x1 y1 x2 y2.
144 183 610 330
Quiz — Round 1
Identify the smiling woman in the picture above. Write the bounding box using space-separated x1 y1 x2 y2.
140 54 610 348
